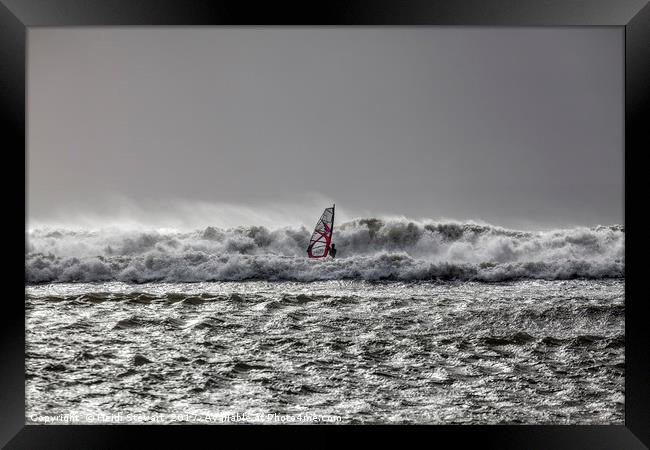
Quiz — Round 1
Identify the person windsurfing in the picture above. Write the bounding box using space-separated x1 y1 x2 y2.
306 204 336 258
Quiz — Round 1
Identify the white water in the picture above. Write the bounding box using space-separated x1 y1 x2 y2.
26 219 624 283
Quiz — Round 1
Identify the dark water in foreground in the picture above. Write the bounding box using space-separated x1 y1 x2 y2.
25 279 624 424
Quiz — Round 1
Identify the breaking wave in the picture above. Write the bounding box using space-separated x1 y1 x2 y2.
25 219 624 283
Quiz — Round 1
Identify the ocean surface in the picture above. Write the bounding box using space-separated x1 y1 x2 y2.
25 220 624 424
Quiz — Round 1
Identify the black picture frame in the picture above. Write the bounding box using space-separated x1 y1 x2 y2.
3 0 648 447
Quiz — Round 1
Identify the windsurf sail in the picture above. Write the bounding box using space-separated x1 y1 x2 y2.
307 204 335 258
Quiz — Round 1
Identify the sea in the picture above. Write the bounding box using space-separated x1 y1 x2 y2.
25 219 624 424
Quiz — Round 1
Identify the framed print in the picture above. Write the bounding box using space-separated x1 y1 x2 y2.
2 0 648 447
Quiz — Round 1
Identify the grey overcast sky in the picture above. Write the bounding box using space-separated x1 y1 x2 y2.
28 27 623 230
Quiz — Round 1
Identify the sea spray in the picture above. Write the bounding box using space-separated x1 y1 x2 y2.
26 219 624 283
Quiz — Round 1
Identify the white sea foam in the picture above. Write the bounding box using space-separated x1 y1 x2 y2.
25 219 624 283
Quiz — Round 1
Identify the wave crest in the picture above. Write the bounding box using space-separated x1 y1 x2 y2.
26 219 624 283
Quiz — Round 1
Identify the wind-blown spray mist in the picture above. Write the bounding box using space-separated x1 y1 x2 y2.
26 218 624 283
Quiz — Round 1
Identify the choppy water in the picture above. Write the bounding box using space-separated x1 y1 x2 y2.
25 279 624 424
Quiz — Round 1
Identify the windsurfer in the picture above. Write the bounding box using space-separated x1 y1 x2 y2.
306 204 335 259
329 243 337 258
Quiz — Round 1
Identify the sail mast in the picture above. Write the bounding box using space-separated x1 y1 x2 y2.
330 204 335 242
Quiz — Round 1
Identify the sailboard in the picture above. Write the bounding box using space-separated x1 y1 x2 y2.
307 204 335 258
